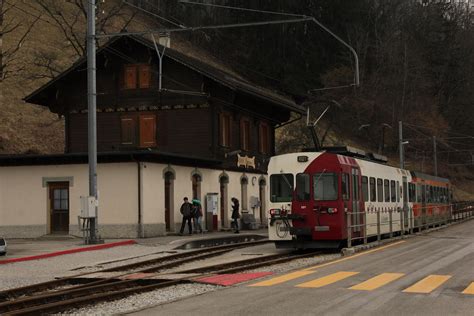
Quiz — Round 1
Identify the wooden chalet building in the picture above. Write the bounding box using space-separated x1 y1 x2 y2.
0 35 304 238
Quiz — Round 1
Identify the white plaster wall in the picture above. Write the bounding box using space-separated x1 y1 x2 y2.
0 163 138 228
0 161 266 236
140 162 165 225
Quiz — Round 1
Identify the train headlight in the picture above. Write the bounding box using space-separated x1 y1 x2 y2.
270 209 280 217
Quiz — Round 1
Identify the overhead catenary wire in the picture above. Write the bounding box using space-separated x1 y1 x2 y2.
122 0 185 28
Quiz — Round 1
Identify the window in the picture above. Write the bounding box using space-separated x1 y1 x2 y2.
342 173 350 200
377 178 383 202
409 183 416 202
219 112 232 147
121 116 136 145
384 179 390 202
123 64 151 89
417 184 423 202
397 181 400 202
390 180 396 202
270 174 294 202
313 173 338 201
296 173 310 201
370 177 376 202
259 122 270 154
139 114 156 148
53 188 69 210
362 176 369 202
240 118 251 151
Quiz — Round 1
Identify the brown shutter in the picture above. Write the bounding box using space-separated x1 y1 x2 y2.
139 114 157 148
220 113 232 147
139 64 151 88
124 65 137 89
259 122 270 154
240 118 250 151
121 116 136 145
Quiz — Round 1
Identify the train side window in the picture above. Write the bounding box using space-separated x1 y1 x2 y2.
296 173 310 201
384 179 390 202
377 178 383 202
361 176 369 202
390 180 396 202
417 184 423 202
397 181 400 202
369 177 376 202
342 173 350 200
427 185 432 203
408 183 415 202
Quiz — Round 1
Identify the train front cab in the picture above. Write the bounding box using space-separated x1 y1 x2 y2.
269 153 364 249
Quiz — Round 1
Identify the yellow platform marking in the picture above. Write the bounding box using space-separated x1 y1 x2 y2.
462 282 474 295
296 271 359 288
250 240 405 287
250 270 315 287
402 275 451 293
349 273 405 291
303 241 406 271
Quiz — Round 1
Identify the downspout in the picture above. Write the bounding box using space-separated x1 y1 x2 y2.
137 161 145 238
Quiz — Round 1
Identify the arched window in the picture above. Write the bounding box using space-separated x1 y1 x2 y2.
241 176 248 211
192 174 202 200
164 171 175 232
219 174 229 228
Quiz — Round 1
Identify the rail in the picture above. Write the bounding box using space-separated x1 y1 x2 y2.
345 201 474 248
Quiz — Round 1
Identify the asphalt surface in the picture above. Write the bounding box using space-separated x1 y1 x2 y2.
131 220 474 316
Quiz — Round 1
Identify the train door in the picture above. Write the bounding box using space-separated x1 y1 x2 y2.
402 176 408 229
351 168 362 234
293 173 312 230
421 181 427 225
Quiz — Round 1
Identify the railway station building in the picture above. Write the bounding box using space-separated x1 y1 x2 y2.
0 35 304 238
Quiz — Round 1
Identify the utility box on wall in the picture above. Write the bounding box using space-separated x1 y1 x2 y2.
206 193 218 232
80 196 96 218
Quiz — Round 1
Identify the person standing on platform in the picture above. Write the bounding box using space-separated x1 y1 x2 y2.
231 197 240 233
179 197 193 235
192 199 203 233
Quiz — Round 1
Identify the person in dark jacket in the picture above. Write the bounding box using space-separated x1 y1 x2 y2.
231 197 240 233
179 197 193 235
192 199 203 233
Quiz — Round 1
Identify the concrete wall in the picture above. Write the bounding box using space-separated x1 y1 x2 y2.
0 161 267 238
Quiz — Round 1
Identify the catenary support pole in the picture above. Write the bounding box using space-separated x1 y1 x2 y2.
399 121 404 169
87 0 100 244
433 136 438 177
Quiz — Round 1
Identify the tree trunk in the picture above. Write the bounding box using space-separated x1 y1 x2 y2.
0 0 4 81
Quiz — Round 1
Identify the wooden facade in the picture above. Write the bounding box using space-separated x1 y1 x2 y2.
25 36 304 173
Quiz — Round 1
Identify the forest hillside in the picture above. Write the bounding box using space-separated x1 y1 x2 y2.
0 0 473 198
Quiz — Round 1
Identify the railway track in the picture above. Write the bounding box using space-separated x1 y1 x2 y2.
0 240 323 315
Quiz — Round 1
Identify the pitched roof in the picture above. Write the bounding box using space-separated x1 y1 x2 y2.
24 35 304 114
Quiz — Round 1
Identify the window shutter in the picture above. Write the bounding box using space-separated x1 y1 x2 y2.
259 122 270 154
139 65 151 88
139 114 157 148
124 65 137 89
219 113 231 147
240 118 250 151
121 116 136 145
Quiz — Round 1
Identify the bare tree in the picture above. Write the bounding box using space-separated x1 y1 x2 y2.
0 0 39 81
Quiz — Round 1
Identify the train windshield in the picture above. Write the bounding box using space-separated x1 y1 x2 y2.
270 174 294 202
313 173 338 201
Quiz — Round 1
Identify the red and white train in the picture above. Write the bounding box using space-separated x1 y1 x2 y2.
267 147 452 249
